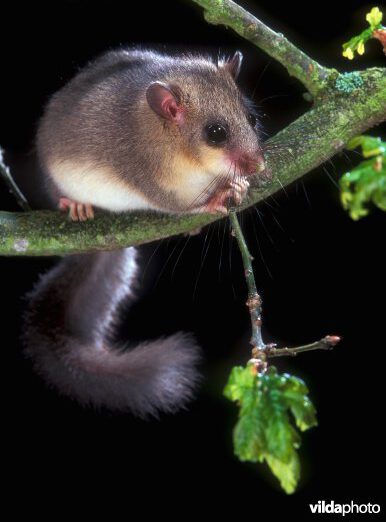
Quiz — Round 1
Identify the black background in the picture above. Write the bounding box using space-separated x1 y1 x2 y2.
0 0 384 517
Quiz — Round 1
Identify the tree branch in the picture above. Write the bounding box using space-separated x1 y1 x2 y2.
229 209 265 350
0 147 31 212
192 0 335 97
264 335 341 358
229 209 340 369
0 1 385 257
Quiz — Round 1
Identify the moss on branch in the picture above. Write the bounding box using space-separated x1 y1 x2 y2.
0 67 384 256
253 68 386 197
0 0 385 257
0 209 218 256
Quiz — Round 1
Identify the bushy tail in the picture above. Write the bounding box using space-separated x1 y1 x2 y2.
23 248 200 417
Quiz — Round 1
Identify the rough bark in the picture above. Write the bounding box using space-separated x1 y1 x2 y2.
0 1 385 256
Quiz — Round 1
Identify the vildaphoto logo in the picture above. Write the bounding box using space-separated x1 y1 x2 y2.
309 501 381 516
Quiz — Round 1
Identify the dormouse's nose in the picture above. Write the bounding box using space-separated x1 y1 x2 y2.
237 150 266 177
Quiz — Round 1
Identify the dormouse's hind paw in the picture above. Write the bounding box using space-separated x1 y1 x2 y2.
59 198 94 222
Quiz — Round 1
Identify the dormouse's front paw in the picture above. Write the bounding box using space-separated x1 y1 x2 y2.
201 177 250 215
228 177 250 206
59 197 94 222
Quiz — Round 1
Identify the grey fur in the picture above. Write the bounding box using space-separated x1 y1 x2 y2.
37 48 262 211
23 249 201 417
25 48 261 416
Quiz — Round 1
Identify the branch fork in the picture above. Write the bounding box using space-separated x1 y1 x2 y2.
0 0 385 256
229 209 341 371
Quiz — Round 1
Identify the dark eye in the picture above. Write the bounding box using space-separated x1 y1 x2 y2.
248 113 258 128
205 123 227 146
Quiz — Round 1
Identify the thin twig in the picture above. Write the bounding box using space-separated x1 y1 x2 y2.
229 210 341 366
229 209 265 350
265 335 341 358
192 0 335 97
0 147 30 211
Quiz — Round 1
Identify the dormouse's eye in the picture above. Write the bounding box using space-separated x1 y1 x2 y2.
248 113 258 128
205 123 227 146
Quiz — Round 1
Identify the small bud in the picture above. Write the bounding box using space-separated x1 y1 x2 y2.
343 48 354 60
324 335 341 346
246 295 262 309
366 7 383 28
248 358 267 374
357 41 365 55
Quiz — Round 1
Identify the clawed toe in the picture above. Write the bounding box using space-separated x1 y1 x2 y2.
59 198 94 222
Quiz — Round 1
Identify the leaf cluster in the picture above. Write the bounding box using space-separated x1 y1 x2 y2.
224 365 317 494
340 135 386 220
342 7 384 59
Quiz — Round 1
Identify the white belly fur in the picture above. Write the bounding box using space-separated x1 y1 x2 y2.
48 160 154 211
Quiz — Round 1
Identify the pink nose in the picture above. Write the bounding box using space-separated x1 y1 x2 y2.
237 152 265 176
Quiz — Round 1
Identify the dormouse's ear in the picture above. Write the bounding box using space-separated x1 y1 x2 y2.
146 82 183 122
220 51 243 79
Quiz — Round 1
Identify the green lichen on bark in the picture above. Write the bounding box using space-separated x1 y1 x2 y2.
0 1 385 257
335 72 364 93
256 68 386 190
0 68 384 256
0 209 217 256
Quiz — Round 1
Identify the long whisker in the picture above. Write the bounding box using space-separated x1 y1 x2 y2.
170 233 192 279
140 237 166 283
251 59 272 100
224 161 236 210
152 235 186 289
218 218 227 279
301 179 312 208
185 160 236 212
192 222 216 302
184 172 225 212
254 207 277 248
252 218 273 279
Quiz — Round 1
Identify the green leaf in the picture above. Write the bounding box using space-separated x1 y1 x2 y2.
342 6 384 59
284 392 318 432
340 135 386 220
266 451 300 495
281 374 317 431
224 365 317 494
224 364 256 402
234 404 266 462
